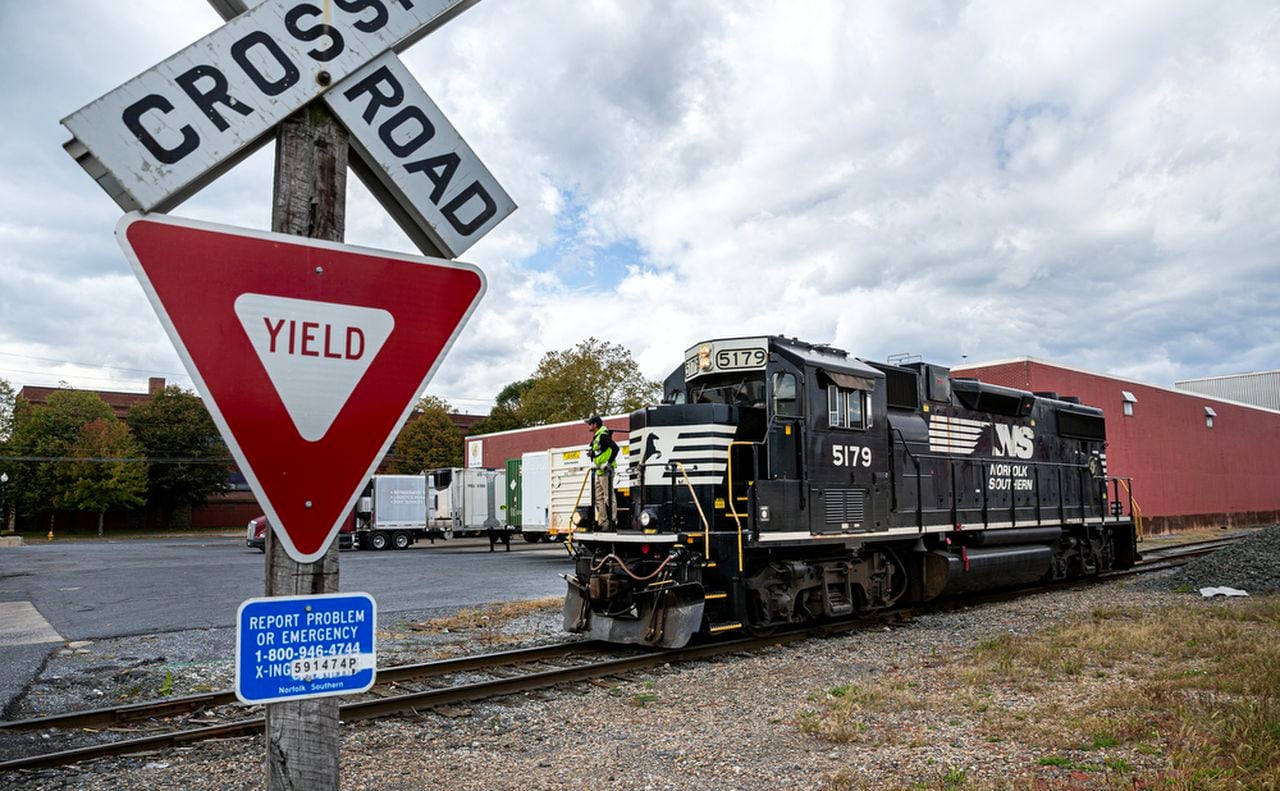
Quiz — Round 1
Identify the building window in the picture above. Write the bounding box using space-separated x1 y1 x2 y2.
1121 390 1137 417
1204 406 1216 429
827 386 869 429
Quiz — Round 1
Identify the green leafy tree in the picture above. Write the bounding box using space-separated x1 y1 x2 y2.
469 379 534 435
0 379 15 530
388 396 463 472
6 389 117 523
57 418 148 536
127 386 231 529
0 378 15 443
518 338 660 425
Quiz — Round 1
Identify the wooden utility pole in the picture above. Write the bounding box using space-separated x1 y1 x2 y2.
264 101 348 791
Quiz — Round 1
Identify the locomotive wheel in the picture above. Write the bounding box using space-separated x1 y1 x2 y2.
369 531 389 551
392 531 411 550
522 532 540 543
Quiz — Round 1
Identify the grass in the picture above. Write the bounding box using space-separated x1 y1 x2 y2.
800 596 1280 789
405 597 563 634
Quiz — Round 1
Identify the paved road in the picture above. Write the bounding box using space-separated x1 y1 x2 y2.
0 535 571 641
0 535 572 713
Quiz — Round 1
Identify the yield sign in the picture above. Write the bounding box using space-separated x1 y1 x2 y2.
116 213 485 562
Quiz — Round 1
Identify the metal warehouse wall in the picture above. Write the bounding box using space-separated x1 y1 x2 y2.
466 414 630 469
1175 370 1280 411
954 358 1280 532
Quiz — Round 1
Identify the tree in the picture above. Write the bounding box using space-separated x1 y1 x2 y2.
57 419 147 536
127 386 231 529
0 378 15 443
388 396 463 473
518 338 661 425
0 379 14 530
468 378 534 435
6 389 117 524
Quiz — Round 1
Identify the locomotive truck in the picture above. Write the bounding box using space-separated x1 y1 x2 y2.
563 336 1139 648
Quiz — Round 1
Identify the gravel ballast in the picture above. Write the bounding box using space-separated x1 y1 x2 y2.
8 530 1278 790
5 580 1230 790
1136 523 1280 594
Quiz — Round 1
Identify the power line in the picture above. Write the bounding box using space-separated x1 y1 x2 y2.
1 360 495 409
0 351 187 378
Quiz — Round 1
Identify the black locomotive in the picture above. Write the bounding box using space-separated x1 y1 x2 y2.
563 336 1138 648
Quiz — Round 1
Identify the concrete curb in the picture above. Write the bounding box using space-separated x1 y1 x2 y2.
0 536 24 548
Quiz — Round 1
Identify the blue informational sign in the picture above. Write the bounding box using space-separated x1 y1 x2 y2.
235 592 377 705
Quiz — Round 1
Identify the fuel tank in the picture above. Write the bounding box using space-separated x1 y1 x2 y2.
909 544 1053 601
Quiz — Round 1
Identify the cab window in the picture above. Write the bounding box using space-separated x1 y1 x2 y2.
771 372 799 417
827 386 870 430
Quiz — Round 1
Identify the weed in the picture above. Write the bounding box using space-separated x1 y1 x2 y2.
1089 732 1118 750
406 597 562 634
828 684 851 698
159 670 173 697
630 692 658 706
940 766 967 786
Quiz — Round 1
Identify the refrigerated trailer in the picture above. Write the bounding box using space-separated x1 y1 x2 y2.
514 442 630 542
353 475 448 550
515 450 550 541
425 467 515 543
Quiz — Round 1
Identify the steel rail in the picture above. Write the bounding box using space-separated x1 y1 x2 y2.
0 640 608 734
0 535 1242 774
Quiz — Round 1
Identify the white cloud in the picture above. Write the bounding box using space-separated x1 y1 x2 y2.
1 0 1277 412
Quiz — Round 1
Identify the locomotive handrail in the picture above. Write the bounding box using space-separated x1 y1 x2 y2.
726 440 760 573
1112 477 1144 536
670 461 714 560
895 451 1095 530
563 468 593 554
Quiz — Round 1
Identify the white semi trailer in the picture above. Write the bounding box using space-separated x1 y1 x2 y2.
425 468 516 547
353 474 450 550
517 442 630 542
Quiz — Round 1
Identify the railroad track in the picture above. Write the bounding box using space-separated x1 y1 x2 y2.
0 535 1240 775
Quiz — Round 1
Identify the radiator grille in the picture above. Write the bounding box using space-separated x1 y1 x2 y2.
824 489 866 525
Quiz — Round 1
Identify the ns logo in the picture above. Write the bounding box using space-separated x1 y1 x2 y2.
993 424 1035 459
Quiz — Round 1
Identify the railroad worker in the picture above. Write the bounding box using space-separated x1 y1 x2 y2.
585 415 618 529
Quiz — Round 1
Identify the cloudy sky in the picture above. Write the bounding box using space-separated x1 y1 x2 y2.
1 0 1277 415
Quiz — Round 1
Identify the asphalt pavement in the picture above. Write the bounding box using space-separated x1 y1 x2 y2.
0 534 572 715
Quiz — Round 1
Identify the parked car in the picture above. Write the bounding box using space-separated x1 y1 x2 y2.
246 515 354 552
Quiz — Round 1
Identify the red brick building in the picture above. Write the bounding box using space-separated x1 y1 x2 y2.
18 377 170 418
953 357 1280 532
466 414 629 469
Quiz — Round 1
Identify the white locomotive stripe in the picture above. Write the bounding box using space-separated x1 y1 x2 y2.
926 430 983 442
930 414 990 428
928 425 983 437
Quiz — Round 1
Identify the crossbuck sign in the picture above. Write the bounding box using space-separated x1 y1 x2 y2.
62 0 514 258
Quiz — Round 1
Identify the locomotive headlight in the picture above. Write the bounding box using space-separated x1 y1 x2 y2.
639 508 657 528
571 510 583 526
698 343 713 371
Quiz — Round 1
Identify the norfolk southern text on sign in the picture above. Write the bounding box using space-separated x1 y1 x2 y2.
236 592 377 705
61 0 470 213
